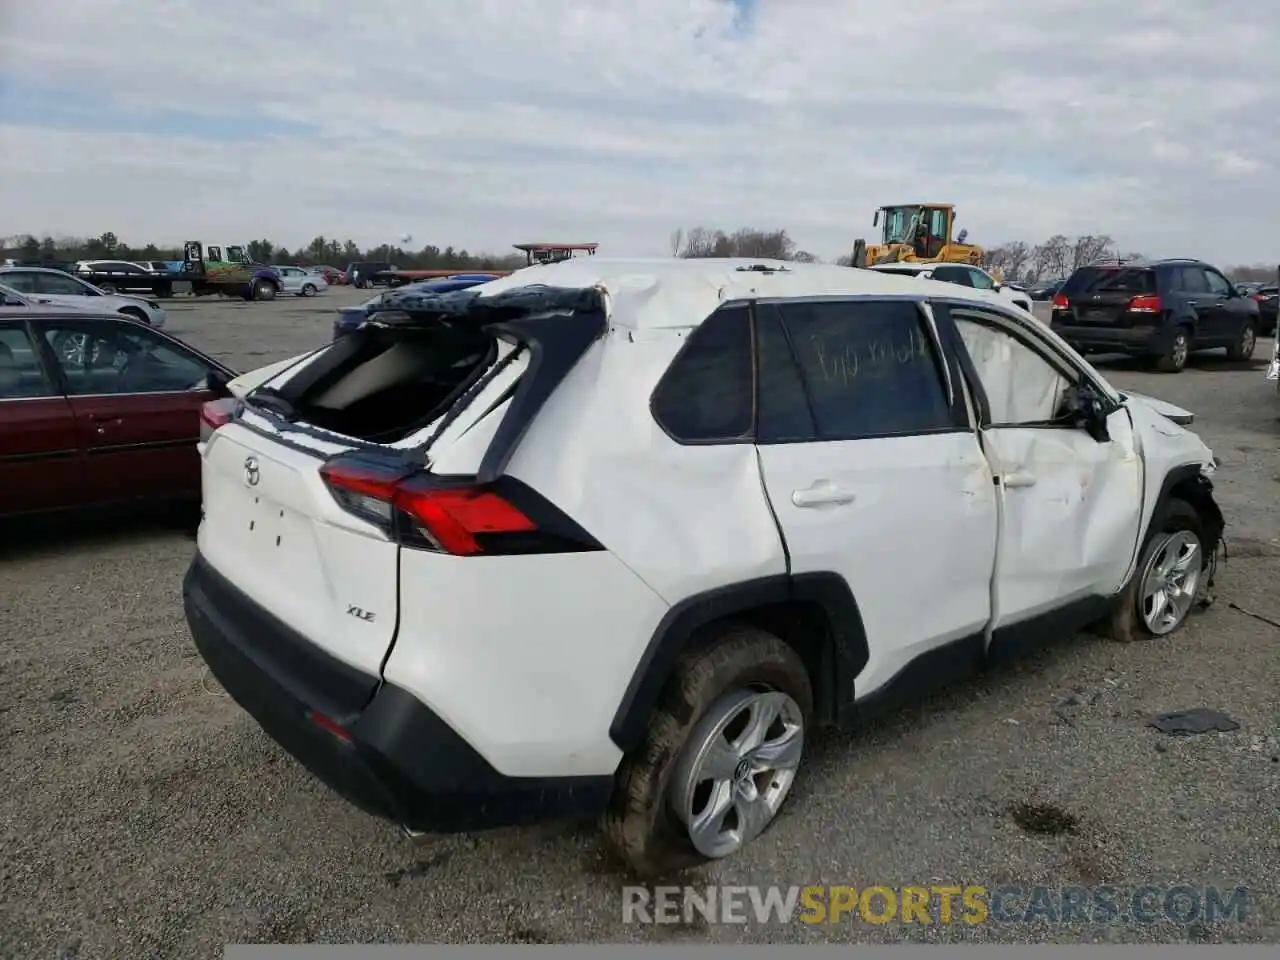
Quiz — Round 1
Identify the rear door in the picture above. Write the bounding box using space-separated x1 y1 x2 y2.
35 317 222 502
0 320 84 516
753 297 998 697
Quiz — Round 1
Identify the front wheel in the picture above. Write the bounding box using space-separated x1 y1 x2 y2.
1101 498 1207 643
604 626 812 876
1155 327 1190 373
1225 323 1256 362
252 280 276 302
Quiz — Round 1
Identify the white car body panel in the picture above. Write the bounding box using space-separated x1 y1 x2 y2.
195 257 1218 783
0 267 167 328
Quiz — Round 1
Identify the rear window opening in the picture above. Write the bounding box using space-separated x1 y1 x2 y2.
263 323 501 443
246 284 607 448
1061 266 1155 297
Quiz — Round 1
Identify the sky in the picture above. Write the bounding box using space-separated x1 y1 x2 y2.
0 0 1275 265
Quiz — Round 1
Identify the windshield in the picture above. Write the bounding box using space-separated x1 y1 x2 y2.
880 206 921 244
225 246 248 263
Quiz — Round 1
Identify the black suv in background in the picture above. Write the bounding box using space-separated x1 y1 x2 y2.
1050 258 1261 373
344 261 395 289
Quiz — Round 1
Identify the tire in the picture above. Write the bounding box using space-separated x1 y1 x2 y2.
252 279 276 302
1155 326 1191 373
1225 323 1256 362
301 283 317 297
604 625 812 877
1101 498 1207 643
118 307 149 325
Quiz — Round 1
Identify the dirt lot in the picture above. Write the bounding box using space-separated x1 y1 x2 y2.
2 289 1278 957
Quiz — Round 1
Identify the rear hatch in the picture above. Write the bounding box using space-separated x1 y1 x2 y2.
1055 266 1158 326
197 285 603 684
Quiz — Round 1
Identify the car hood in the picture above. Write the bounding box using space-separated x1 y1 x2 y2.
1122 390 1194 426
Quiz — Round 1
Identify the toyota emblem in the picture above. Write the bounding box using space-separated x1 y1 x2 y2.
243 456 260 486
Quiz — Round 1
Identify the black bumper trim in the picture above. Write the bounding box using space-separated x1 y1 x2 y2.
183 552 614 832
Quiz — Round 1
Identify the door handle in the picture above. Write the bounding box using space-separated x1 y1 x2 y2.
88 414 123 434
792 482 855 507
1002 470 1037 488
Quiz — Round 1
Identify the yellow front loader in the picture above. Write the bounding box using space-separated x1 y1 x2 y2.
851 203 999 279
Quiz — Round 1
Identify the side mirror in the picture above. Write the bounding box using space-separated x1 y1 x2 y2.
957 228 969 243
1065 383 1111 443
872 210 880 227
206 369 230 396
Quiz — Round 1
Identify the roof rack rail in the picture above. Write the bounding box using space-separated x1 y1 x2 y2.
735 263 790 274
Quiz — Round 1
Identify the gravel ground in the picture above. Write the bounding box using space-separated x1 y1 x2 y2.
2 290 1278 957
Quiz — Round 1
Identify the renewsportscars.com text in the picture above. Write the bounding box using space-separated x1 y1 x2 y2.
622 884 1251 926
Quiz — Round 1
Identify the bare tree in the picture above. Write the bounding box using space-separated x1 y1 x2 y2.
1030 235 1072 280
985 241 1032 281
1070 234 1114 270
668 228 684 258
675 226 797 260
792 250 820 263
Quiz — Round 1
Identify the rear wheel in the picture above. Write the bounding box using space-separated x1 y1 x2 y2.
1225 323 1256 362
253 279 276 302
1155 327 1190 373
1102 498 1207 643
301 283 317 297
604 625 812 876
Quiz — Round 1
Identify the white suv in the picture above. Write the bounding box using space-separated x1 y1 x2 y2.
868 261 1035 314
186 257 1223 875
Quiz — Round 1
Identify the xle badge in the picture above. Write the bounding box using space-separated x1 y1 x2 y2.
346 605 375 622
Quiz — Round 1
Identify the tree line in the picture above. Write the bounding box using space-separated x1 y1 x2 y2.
0 233 526 271
4 229 1274 283
669 226 1275 283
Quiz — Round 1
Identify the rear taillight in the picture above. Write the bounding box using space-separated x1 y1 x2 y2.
1251 293 1266 302
318 455 599 556
199 398 237 443
1052 294 1068 309
1127 295 1161 313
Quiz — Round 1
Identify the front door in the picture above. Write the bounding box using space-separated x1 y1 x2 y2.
753 297 998 699
35 317 220 504
934 301 1143 659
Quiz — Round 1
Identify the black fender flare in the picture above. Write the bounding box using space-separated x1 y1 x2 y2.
1140 462 1224 564
607 572 870 753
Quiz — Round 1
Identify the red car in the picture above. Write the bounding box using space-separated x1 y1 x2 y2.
0 306 236 519
311 265 347 285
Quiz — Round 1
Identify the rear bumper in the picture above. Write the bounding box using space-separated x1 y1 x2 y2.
1050 318 1171 355
183 552 613 833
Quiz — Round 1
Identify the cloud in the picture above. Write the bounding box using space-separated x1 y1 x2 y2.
0 0 1275 264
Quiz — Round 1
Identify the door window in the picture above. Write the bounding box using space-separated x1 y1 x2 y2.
1178 268 1208 294
0 326 55 399
949 309 1072 425
650 304 754 442
207 247 223 262
0 272 38 293
760 299 958 441
931 265 972 287
35 272 92 296
42 321 214 396
965 267 995 290
1203 269 1233 296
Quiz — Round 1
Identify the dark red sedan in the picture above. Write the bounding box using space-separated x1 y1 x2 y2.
0 306 236 519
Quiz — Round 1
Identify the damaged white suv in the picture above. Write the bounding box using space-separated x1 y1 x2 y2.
187 257 1223 875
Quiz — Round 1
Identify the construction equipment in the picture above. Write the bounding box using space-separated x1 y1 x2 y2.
851 203 989 272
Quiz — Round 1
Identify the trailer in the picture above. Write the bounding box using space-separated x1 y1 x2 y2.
181 241 283 300
73 260 179 297
378 242 598 287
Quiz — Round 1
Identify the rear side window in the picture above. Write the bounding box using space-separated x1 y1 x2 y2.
760 299 956 441
650 304 754 443
0 325 54 399
932 265 973 287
